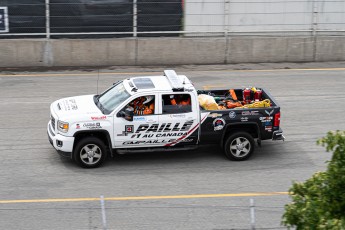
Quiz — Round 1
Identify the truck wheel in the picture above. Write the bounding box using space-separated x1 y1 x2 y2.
224 132 255 161
73 137 107 168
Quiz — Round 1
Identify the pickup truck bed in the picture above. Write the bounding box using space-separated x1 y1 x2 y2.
193 87 284 161
197 88 283 143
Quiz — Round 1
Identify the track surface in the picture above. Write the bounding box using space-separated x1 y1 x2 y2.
1 64 344 229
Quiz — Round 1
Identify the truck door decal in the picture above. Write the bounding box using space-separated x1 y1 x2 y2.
165 113 209 146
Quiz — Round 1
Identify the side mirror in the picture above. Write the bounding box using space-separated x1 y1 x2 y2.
124 107 134 122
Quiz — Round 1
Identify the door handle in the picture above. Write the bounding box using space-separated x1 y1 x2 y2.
146 120 157 123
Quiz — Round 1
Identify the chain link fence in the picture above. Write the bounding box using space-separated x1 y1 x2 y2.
0 0 344 38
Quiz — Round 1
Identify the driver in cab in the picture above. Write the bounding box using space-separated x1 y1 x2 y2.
128 96 154 115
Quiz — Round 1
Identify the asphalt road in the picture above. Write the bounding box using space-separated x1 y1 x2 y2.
1 64 344 230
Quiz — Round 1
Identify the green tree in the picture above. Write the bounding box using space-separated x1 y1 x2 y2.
282 130 345 229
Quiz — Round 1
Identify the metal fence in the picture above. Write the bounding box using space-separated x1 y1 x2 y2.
0 0 344 38
1 196 291 229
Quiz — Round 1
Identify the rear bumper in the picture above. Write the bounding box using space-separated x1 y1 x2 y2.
272 128 285 141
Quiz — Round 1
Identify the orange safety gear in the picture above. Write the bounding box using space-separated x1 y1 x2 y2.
143 107 153 115
180 97 191 105
226 100 242 109
133 104 154 115
229 89 237 101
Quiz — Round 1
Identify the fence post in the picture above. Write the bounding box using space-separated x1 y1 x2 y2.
133 0 137 37
100 195 107 230
224 0 230 36
311 0 318 61
224 0 230 64
250 198 255 230
311 0 318 37
45 0 50 39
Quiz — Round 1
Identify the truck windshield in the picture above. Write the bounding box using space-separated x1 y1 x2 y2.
97 82 131 114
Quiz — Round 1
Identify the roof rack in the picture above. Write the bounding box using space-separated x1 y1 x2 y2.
164 70 184 92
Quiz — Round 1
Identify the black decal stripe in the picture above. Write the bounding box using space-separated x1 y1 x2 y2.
165 113 209 147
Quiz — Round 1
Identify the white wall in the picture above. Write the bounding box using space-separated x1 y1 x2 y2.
184 0 345 34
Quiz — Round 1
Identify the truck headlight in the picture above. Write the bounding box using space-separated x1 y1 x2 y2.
57 120 69 133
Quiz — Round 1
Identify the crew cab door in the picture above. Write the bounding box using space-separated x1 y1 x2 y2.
157 93 200 146
113 94 159 148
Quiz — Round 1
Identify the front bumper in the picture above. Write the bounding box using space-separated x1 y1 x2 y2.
272 128 285 141
47 121 74 158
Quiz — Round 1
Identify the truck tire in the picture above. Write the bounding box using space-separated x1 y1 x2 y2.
224 132 255 161
73 137 107 168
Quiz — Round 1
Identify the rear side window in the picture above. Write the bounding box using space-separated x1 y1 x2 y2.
162 94 192 114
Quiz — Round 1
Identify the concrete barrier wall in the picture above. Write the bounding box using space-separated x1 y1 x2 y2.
0 36 344 67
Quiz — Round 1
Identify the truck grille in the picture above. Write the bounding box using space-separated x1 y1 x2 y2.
51 115 56 131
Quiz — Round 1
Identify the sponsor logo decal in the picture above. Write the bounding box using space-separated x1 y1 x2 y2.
260 117 273 126
62 99 78 111
126 125 134 133
117 125 134 136
265 109 274 116
169 114 186 118
76 124 80 129
91 115 106 120
213 118 225 131
124 137 194 145
120 117 207 147
242 111 259 116
260 117 273 122
229 111 236 119
265 126 273 132
119 120 194 139
133 116 146 122
180 138 193 143
241 117 249 122
123 139 176 145
83 122 101 129
135 120 193 133
208 113 223 118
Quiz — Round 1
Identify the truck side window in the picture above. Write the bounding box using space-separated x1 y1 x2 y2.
162 94 192 114
126 95 155 115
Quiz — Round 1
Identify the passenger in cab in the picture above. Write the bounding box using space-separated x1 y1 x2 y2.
170 94 191 106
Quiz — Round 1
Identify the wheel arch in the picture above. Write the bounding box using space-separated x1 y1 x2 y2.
220 122 261 148
73 130 112 152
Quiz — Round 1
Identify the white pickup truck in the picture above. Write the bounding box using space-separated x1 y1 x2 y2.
48 70 284 168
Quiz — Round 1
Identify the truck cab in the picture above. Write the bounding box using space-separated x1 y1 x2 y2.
48 70 204 168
